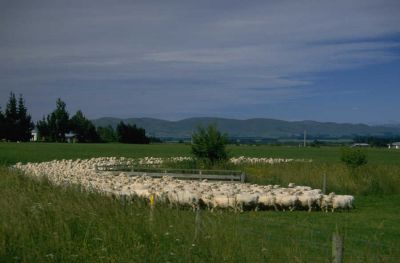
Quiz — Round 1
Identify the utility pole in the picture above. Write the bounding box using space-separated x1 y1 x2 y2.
303 130 307 147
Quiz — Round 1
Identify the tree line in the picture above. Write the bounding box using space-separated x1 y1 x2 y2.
0 93 34 142
353 135 400 147
0 93 154 144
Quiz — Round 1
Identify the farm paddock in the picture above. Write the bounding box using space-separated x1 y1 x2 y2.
1 143 399 262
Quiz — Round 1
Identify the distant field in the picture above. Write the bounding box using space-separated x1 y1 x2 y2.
1 142 400 165
0 143 190 165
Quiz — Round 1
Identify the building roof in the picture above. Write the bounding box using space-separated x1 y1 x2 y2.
351 143 369 147
65 132 76 138
389 142 400 146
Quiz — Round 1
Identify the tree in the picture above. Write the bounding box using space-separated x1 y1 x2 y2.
4 92 18 141
191 124 229 165
36 116 50 141
36 98 70 142
16 94 34 141
97 125 117 143
3 93 34 141
70 110 100 143
116 121 150 144
0 107 5 140
340 147 368 169
47 98 70 142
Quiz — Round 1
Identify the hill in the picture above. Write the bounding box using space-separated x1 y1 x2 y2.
92 117 400 139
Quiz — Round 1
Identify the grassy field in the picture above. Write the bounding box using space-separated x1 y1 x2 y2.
1 142 400 165
1 142 400 262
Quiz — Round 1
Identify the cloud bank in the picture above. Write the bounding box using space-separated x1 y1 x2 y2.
0 0 399 122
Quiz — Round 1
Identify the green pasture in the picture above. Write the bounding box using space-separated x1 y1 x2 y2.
1 168 399 262
0 143 190 165
1 142 400 165
1 142 400 262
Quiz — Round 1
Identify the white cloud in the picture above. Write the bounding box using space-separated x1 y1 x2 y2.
0 0 399 120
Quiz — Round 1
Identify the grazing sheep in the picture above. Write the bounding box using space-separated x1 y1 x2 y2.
275 194 298 211
331 195 354 212
235 193 259 212
319 193 335 212
13 157 354 213
211 195 236 212
296 192 322 212
167 190 200 211
258 193 278 211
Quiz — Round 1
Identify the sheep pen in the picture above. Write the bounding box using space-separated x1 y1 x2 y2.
13 157 354 212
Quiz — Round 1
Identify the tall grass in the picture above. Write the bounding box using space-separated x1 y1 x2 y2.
243 162 400 196
1 167 399 262
1 143 400 262
164 160 400 196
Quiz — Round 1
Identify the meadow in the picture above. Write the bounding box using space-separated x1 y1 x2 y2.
1 142 400 165
1 142 400 262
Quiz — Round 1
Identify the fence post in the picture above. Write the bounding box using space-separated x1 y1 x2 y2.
332 232 344 263
149 194 155 227
194 208 201 240
323 173 327 194
241 172 245 183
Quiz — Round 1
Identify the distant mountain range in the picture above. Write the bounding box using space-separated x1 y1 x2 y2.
92 117 400 139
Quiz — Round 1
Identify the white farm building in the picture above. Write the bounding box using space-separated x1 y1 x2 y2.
388 142 400 149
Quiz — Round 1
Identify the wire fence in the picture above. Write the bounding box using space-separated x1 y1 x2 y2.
147 204 398 262
96 164 246 182
145 202 400 262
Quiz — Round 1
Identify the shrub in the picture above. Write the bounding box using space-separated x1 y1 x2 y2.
116 121 150 144
340 147 368 169
191 124 229 166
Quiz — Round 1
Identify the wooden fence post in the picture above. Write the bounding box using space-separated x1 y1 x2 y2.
194 208 201 240
241 172 246 183
332 232 344 263
149 194 155 230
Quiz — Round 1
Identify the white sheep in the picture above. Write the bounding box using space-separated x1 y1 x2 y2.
275 193 298 211
211 194 236 212
13 157 353 213
331 195 354 212
296 192 322 212
258 193 278 211
235 193 259 212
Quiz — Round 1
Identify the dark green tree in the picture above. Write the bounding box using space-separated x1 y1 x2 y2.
50 98 70 142
191 124 229 165
3 93 34 141
116 121 149 144
4 92 18 141
0 107 5 140
97 125 117 143
41 98 70 142
70 110 99 143
16 94 34 141
36 116 50 141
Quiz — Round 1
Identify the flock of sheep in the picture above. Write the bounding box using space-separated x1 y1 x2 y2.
13 157 354 213
101 156 312 166
229 156 312 165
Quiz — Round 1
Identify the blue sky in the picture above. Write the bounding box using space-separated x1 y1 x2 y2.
1 0 399 124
